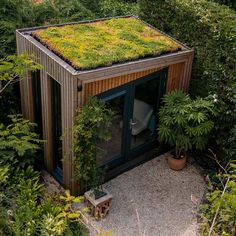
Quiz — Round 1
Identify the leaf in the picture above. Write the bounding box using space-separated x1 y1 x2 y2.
67 213 80 219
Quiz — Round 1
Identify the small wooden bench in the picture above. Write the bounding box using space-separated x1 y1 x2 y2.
84 189 113 219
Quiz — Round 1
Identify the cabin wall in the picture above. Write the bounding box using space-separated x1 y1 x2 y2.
82 61 189 104
16 31 79 192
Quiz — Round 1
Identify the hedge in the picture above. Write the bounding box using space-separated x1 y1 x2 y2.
211 0 236 10
138 0 236 161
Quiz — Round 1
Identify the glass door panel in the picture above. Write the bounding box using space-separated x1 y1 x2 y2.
97 91 127 166
130 76 160 150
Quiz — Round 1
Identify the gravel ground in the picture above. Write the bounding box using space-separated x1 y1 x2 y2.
85 153 206 236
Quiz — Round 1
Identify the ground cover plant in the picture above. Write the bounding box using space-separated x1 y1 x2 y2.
32 17 181 70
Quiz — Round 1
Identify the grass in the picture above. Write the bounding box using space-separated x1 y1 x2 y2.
32 17 181 70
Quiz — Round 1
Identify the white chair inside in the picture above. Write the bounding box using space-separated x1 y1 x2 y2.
132 99 153 136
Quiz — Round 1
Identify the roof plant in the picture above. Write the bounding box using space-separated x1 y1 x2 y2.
32 17 181 70
157 90 216 159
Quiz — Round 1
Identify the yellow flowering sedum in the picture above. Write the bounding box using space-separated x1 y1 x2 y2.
32 18 181 70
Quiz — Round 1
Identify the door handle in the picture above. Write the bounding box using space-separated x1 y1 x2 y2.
130 119 137 129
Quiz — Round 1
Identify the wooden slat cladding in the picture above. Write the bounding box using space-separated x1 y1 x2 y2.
166 62 185 92
83 62 187 103
83 67 163 102
16 31 78 192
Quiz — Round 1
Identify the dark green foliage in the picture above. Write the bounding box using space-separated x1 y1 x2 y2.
73 96 113 189
99 0 138 17
138 0 236 163
210 0 236 10
0 86 20 124
0 54 42 122
0 0 95 57
80 0 101 13
0 115 42 169
221 125 236 163
38 0 95 23
158 91 216 159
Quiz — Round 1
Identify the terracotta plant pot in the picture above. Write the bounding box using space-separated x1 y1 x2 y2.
167 153 187 170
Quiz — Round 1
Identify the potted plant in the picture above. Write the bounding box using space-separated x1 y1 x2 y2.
157 90 216 170
89 167 108 200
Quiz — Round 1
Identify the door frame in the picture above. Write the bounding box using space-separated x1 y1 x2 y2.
97 68 168 170
50 76 63 183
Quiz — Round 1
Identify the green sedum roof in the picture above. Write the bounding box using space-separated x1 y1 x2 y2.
32 17 181 70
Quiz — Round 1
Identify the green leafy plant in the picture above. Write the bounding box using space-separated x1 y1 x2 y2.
158 91 216 159
0 53 42 123
201 158 236 236
73 96 113 191
210 0 236 10
99 0 138 17
41 190 86 236
0 54 42 94
0 114 43 169
0 165 9 185
12 177 43 236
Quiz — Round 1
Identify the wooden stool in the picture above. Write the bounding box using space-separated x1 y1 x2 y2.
84 189 113 219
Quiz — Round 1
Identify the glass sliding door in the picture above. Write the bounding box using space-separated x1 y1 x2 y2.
129 73 164 151
51 77 62 180
96 69 167 170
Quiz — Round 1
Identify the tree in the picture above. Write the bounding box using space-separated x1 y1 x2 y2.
0 54 42 94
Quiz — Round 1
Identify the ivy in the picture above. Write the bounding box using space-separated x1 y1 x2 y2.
73 96 113 190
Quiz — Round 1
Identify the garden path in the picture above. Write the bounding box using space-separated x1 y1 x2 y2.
85 152 206 236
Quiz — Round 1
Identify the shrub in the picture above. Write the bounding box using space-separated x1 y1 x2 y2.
210 0 236 10
0 115 42 169
138 0 236 163
0 165 9 185
99 0 138 17
0 165 87 236
201 162 236 235
158 91 216 159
